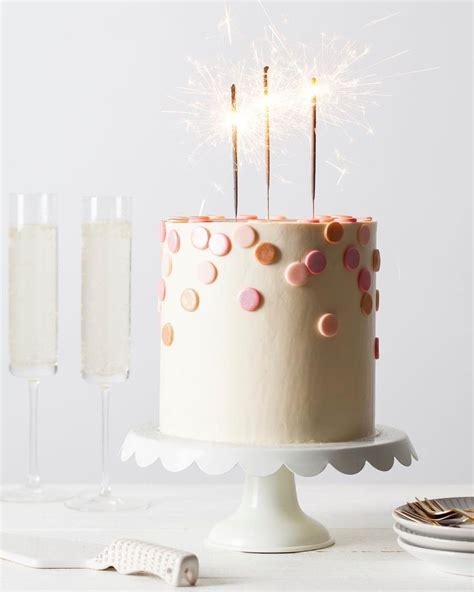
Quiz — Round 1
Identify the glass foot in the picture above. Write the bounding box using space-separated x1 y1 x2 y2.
0 485 71 503
65 492 149 512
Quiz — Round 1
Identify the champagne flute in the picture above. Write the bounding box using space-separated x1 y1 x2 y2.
3 193 67 502
66 196 147 512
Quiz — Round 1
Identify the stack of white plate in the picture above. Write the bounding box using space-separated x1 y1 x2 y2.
393 496 474 577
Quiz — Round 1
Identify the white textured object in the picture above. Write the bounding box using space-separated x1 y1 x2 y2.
159 219 378 445
121 424 416 552
121 425 416 476
393 497 474 541
0 533 198 586
394 523 474 553
397 538 474 577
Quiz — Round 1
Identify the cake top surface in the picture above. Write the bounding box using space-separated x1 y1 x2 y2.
164 215 376 225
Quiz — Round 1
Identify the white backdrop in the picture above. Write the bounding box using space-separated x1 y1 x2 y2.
1 1 472 486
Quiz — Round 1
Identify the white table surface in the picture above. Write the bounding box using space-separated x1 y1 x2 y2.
1 482 472 591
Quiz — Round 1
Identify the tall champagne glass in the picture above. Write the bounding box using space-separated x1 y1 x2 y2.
66 196 147 512
3 193 67 502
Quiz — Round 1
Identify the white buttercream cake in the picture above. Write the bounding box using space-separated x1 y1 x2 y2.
158 215 380 445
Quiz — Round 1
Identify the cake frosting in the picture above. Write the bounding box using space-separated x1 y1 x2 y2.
158 216 380 445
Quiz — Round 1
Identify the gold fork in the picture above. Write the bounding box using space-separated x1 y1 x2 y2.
414 498 474 522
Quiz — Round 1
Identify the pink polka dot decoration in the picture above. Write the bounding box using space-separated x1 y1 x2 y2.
189 216 210 222
162 252 172 277
237 214 258 220
375 289 380 311
358 268 372 293
197 261 217 284
159 220 166 243
162 323 174 346
358 224 370 246
318 313 339 337
374 337 380 360
372 249 381 272
238 287 262 312
234 224 257 248
285 262 309 286
209 233 231 256
343 246 360 271
191 226 210 250
305 250 326 275
158 279 166 302
181 288 200 312
167 230 180 253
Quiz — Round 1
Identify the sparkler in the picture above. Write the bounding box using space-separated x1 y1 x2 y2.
231 83 239 218
310 77 317 217
263 66 270 219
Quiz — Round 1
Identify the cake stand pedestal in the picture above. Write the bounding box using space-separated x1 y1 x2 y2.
121 425 416 553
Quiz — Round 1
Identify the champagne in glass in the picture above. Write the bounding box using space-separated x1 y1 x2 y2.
3 193 67 502
66 196 147 512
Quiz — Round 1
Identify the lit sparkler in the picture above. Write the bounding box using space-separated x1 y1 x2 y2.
310 77 317 217
231 83 239 218
263 66 270 218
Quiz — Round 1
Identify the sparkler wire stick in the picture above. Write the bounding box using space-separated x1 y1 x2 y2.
231 83 238 219
311 77 317 218
263 66 270 219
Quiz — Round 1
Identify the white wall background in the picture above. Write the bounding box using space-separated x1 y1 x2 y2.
1 1 472 486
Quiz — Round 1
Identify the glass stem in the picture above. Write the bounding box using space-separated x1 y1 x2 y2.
99 385 112 497
26 379 41 491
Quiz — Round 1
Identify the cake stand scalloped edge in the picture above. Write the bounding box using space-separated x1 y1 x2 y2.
120 424 417 477
121 425 417 553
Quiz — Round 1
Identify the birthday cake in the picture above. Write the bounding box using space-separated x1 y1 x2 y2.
158 215 380 445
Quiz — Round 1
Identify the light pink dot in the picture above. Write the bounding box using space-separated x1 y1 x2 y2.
162 252 172 277
168 230 180 253
209 233 231 256
234 224 257 248
285 262 309 286
318 313 338 337
158 279 166 302
191 226 210 250
374 337 380 359
239 287 262 311
343 246 360 271
305 250 326 275
197 261 217 284
358 224 370 245
159 220 166 243
358 267 372 292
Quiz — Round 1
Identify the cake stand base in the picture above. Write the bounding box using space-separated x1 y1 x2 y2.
121 425 417 553
206 466 333 552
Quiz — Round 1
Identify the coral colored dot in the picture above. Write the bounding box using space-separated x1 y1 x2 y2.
372 249 381 272
209 233 231 256
234 224 257 248
375 289 380 311
271 215 287 221
255 242 279 265
324 221 344 243
305 250 327 275
238 287 262 311
336 216 357 223
197 261 217 284
343 246 360 271
237 214 258 220
158 279 166 302
162 323 174 346
189 216 210 222
162 253 172 277
358 224 370 246
191 226 210 250
374 337 380 359
285 262 309 286
159 220 166 243
361 292 373 316
168 230 180 253
181 288 199 312
168 217 188 223
209 214 225 220
318 313 339 337
358 268 372 292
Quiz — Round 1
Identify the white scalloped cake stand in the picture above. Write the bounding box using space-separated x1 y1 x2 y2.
121 425 417 553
